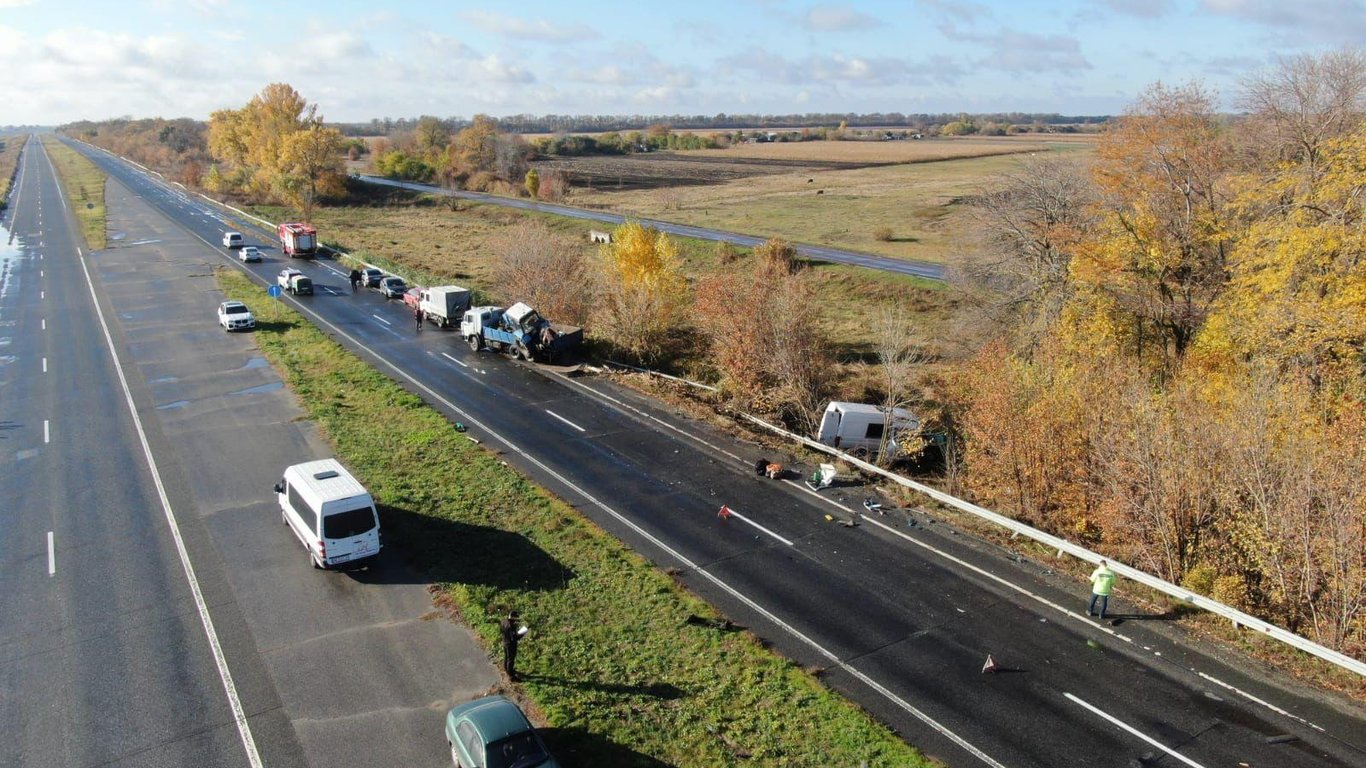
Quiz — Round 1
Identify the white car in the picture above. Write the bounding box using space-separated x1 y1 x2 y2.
218 300 255 331
223 231 244 248
239 246 263 263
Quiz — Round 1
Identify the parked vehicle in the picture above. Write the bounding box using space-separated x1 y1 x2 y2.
815 401 921 459
222 231 243 248
277 268 313 296
239 246 263 263
401 287 423 311
360 267 384 287
277 222 318 258
418 285 471 329
377 276 407 299
273 459 381 569
460 302 582 362
217 300 255 331
445 695 559 768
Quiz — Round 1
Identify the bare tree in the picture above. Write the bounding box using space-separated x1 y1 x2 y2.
872 307 930 465
1240 48 1366 177
957 154 1095 350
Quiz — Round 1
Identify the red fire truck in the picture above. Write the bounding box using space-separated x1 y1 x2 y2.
277 222 318 258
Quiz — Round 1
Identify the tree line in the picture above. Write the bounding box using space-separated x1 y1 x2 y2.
951 50 1366 655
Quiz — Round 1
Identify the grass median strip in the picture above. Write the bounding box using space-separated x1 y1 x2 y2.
216 266 933 767
41 136 107 249
0 134 29 210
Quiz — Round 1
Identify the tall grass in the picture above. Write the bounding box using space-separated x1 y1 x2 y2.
0 134 29 211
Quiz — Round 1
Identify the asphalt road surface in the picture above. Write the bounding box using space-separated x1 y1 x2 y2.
355 173 948 281
2 138 498 768
68 138 1366 768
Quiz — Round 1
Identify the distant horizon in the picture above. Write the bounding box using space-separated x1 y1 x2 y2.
2 0 1361 124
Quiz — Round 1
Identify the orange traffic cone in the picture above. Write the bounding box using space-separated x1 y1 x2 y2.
981 654 999 674
718 505 732 520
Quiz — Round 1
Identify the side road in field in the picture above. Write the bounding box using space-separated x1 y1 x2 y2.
90 166 500 765
354 173 948 281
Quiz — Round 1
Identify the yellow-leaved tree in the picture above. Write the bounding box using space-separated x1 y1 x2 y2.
595 221 689 362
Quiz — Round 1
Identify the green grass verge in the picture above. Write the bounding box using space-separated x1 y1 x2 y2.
216 266 934 767
41 136 107 249
0 134 29 210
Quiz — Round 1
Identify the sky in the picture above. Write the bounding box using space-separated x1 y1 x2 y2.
0 0 1362 125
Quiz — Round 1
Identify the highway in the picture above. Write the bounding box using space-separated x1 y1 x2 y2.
355 173 948 281
69 138 1366 768
1 138 498 767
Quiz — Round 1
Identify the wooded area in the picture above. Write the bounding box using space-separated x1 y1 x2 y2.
953 51 1366 654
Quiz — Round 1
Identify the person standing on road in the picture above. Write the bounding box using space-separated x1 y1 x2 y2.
349 268 361 293
414 305 423 332
1088 560 1116 619
500 610 523 681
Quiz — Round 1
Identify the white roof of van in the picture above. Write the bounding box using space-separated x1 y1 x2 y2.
285 459 369 502
827 401 917 419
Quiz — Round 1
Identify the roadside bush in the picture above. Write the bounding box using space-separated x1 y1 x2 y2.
714 241 740 264
537 170 569 202
489 220 593 326
873 226 894 242
465 170 499 192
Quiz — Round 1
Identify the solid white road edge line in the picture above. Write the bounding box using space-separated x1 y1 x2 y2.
47 531 54 576
111 156 1011 768
441 352 468 368
1196 672 1323 731
1065 693 1208 768
73 242 265 768
544 409 586 433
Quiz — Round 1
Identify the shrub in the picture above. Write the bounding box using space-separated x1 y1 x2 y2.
873 226 894 242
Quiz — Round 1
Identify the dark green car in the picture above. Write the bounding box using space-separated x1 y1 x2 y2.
445 695 559 768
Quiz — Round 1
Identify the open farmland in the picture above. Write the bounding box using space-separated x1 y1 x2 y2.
682 135 1074 163
563 141 1093 263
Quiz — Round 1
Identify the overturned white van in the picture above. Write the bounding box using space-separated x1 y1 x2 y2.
274 459 381 569
815 401 921 459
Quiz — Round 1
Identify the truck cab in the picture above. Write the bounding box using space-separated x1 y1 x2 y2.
461 306 506 351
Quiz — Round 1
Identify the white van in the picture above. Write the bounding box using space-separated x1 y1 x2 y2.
273 459 381 569
816 401 921 459
222 231 244 248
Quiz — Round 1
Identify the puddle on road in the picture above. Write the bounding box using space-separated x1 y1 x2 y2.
228 381 283 396
240 357 269 370
155 400 190 410
149 375 179 384
0 221 20 304
0 355 17 366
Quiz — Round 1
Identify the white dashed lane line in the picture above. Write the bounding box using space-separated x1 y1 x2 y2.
544 409 586 433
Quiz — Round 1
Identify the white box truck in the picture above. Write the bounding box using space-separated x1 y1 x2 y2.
419 285 472 329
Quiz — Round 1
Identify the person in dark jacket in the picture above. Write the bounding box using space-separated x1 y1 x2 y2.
348 269 361 293
414 304 424 332
500 610 523 681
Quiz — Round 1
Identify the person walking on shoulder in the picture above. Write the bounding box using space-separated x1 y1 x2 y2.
500 610 524 681
414 304 424 332
1088 560 1116 619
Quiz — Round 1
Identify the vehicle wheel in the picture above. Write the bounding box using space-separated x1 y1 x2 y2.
467 336 481 351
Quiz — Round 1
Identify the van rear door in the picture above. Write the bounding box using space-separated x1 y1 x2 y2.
319 503 379 565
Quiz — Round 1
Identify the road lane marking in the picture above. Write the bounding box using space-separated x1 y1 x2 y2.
108 152 1005 768
544 409 586 433
721 505 795 546
40 290 44 299
1195 672 1323 731
1065 693 1208 768
73 247 264 768
47 532 54 575
43 420 49 443
39 270 43 277
41 319 46 330
42 357 47 373
371 314 391 326
441 352 468 368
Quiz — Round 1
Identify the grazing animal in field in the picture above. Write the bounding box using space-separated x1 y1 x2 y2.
816 189 824 195
807 178 814 183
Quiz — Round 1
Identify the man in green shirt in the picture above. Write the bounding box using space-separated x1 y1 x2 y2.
1088 560 1116 619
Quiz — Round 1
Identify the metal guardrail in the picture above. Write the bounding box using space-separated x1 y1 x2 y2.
77 138 1366 678
735 413 1366 678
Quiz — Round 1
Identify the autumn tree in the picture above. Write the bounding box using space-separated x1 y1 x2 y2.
871 307 929 465
279 122 345 220
489 221 592 326
1078 82 1233 372
413 115 451 162
594 221 689 362
1240 48 1366 177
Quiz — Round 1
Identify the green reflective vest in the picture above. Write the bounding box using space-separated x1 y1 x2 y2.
1090 566 1116 596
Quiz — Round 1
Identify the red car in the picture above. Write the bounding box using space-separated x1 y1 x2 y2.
402 287 423 311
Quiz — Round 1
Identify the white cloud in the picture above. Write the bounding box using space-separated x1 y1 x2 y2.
1099 0 1173 17
460 10 597 42
471 54 534 83
718 46 966 87
1201 0 1366 43
803 5 883 31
